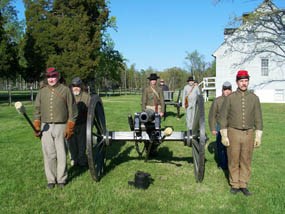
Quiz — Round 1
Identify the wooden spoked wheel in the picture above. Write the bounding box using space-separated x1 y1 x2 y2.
191 95 206 182
86 95 108 181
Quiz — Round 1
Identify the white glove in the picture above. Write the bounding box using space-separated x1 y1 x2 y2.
220 129 230 147
254 130 263 148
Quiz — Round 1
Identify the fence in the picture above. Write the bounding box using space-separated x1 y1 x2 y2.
0 87 186 106
199 77 216 101
0 88 144 106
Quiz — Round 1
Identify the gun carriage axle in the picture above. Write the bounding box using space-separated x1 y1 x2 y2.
86 94 206 183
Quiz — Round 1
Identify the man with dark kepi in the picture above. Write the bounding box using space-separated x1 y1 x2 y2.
182 76 200 131
142 73 165 117
208 81 232 170
219 70 263 196
67 77 90 167
33 67 78 189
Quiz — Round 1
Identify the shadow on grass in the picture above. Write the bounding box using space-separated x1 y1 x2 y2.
104 142 135 174
67 136 127 183
208 140 218 165
164 111 181 118
99 139 210 182
67 165 89 183
207 140 229 183
104 143 195 177
148 146 193 166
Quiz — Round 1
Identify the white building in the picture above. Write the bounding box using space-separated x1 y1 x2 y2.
213 0 285 103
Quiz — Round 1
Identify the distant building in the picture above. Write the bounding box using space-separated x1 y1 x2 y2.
213 0 285 103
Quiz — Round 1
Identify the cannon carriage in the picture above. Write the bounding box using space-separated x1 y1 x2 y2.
163 90 182 119
86 94 207 183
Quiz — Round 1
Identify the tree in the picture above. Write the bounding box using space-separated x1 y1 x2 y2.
204 60 216 77
121 64 139 90
185 50 207 82
22 0 122 84
22 0 54 82
97 34 124 89
160 67 188 90
0 3 20 81
0 0 25 44
220 0 285 66
50 0 109 82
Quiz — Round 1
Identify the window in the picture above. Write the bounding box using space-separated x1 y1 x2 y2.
261 58 269 76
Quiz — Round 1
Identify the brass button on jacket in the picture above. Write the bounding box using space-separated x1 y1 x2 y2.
220 89 263 130
34 83 77 123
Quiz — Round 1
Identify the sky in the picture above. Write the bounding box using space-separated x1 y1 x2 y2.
14 0 285 71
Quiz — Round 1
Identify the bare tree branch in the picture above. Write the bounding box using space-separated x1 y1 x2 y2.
223 1 285 68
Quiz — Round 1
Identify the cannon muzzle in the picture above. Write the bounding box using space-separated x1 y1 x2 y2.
139 109 155 123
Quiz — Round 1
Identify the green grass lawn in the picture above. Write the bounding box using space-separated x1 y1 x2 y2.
0 95 284 213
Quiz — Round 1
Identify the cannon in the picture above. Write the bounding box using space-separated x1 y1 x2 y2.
86 94 207 182
130 109 168 159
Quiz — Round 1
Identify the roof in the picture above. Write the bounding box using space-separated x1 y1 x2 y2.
213 0 281 57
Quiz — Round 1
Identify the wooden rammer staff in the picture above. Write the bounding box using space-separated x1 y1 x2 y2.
14 101 38 133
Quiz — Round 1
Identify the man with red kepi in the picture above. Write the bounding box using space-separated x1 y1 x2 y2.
34 67 78 189
219 70 263 196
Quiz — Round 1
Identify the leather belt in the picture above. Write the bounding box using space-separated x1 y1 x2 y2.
233 128 252 131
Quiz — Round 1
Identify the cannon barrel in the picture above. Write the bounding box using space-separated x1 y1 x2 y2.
139 109 155 123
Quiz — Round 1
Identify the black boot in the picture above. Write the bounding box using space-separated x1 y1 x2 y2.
230 187 240 194
240 188 252 196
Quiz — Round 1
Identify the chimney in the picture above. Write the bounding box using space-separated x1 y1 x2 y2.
224 28 236 39
242 13 250 24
